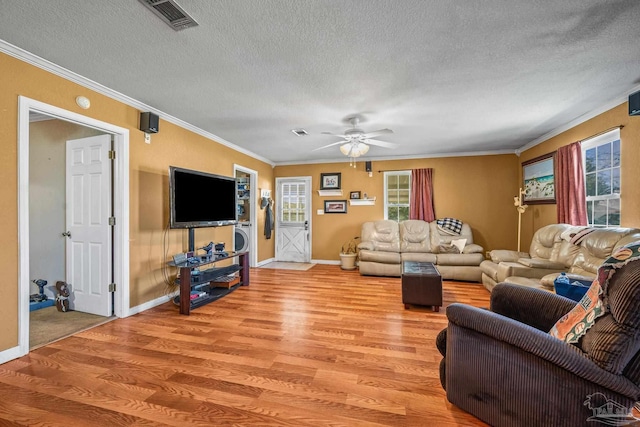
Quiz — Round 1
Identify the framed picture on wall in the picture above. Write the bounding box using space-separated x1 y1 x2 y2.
324 200 347 213
522 152 556 204
350 191 361 199
320 173 341 190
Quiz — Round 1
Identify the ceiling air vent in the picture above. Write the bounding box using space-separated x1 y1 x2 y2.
139 0 198 31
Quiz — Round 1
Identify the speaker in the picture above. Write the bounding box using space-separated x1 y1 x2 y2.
139 112 159 133
365 161 372 172
630 90 640 116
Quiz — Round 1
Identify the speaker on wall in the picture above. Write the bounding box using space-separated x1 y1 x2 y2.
365 161 372 172
630 90 640 116
140 112 159 133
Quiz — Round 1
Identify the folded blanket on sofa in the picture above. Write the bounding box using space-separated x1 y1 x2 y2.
437 218 463 235
560 226 596 245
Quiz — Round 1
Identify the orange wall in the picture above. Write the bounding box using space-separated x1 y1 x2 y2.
3 48 638 354
275 154 520 260
519 103 640 248
0 52 274 351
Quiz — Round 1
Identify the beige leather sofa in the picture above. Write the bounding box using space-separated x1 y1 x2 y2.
480 223 640 292
358 219 484 282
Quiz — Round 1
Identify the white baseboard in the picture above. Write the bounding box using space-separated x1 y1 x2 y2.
0 345 24 365
257 258 340 266
256 258 275 267
126 291 178 316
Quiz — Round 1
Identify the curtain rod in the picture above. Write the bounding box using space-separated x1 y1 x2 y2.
581 125 624 142
376 169 409 173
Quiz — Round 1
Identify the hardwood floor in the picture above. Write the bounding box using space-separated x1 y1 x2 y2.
0 265 490 426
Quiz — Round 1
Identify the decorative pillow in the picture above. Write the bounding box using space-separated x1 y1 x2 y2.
438 244 460 254
451 238 467 254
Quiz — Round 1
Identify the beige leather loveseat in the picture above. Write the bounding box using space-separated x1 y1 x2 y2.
358 219 484 282
480 223 640 292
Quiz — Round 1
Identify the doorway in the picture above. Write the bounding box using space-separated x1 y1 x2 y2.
233 165 258 267
18 96 130 356
275 176 312 262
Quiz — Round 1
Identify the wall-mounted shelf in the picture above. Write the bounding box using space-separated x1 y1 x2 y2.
349 197 376 206
317 189 343 197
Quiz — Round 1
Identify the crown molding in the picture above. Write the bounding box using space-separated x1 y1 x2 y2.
0 39 275 167
274 149 517 167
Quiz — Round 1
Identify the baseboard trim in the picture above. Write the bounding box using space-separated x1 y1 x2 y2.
126 291 178 317
312 259 340 265
256 258 275 267
0 345 24 365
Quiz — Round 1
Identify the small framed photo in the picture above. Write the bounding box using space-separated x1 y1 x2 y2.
350 191 361 200
324 200 347 213
320 173 341 190
522 152 556 204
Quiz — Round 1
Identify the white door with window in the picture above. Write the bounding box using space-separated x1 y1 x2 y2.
275 177 311 262
65 135 112 316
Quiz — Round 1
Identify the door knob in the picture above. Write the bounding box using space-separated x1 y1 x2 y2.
62 231 71 238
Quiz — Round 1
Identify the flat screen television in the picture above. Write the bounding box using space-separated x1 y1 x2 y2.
169 166 238 229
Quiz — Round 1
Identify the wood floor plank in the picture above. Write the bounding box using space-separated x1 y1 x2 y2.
0 265 489 426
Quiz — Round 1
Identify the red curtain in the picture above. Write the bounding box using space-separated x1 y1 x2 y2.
410 168 435 221
556 142 587 225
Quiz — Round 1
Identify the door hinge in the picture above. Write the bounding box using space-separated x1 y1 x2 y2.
108 150 116 160
109 283 116 292
109 216 116 226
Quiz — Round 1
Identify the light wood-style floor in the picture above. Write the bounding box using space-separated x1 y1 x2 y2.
0 265 490 426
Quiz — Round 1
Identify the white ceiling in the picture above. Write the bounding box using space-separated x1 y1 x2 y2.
2 0 640 165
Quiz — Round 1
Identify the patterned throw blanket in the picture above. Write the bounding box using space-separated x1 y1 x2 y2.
550 243 640 343
560 226 596 245
436 218 463 235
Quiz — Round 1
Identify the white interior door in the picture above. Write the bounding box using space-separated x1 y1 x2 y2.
276 177 311 262
65 135 112 316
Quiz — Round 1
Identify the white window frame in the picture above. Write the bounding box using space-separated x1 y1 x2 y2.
581 128 621 228
384 170 411 222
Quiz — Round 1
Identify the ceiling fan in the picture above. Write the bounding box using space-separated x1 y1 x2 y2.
314 115 398 166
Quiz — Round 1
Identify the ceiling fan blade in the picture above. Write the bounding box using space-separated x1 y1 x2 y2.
321 131 347 138
361 128 393 139
312 141 346 151
365 139 399 149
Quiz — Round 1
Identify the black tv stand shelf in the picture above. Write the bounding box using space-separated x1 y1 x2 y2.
168 251 249 315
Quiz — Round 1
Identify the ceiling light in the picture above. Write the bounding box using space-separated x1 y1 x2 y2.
291 129 308 136
340 141 369 167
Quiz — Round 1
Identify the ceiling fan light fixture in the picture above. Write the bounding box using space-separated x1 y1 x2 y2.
340 142 369 157
340 141 370 167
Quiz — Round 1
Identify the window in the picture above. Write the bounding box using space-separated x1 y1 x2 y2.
384 171 411 221
280 182 306 223
582 129 620 227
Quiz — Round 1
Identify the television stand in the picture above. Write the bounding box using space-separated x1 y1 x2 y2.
169 251 249 315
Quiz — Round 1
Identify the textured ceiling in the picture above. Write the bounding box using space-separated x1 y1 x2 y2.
2 0 640 165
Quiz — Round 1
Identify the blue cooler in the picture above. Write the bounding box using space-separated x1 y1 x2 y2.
554 276 592 302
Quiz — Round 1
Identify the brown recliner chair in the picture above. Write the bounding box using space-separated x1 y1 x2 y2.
437 244 640 427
